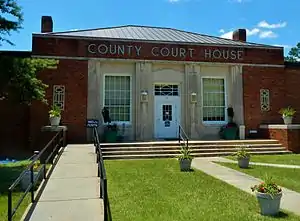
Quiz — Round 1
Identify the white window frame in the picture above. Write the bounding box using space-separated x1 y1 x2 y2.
201 76 227 125
103 73 132 125
53 85 65 110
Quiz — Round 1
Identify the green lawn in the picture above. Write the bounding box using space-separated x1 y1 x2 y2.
0 161 50 221
226 154 300 165
105 159 300 221
0 161 31 221
217 162 300 193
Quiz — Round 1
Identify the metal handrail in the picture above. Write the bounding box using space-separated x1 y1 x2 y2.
93 128 111 221
178 125 189 149
7 130 65 221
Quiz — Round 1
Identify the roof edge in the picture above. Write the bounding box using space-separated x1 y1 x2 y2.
32 33 284 50
34 25 283 49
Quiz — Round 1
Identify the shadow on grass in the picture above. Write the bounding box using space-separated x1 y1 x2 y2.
0 164 29 193
180 168 195 173
266 211 289 219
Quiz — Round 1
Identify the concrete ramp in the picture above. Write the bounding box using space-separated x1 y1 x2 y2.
23 144 104 221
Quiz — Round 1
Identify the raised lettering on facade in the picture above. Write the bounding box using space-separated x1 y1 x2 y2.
87 43 244 61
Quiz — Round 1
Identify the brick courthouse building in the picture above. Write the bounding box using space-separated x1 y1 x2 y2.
25 16 300 150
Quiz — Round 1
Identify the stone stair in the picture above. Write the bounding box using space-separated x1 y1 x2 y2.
101 139 292 160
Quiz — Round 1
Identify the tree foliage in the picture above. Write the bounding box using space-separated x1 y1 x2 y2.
0 56 58 104
285 43 300 62
0 0 23 45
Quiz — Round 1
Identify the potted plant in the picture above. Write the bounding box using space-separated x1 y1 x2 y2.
251 177 282 216
178 145 193 171
279 106 296 125
104 123 119 143
234 146 251 168
49 104 61 126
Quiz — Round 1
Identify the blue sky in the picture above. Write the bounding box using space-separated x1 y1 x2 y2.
2 0 299 55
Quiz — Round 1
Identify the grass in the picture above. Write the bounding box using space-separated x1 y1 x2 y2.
217 162 300 193
0 160 50 221
226 154 300 165
105 159 300 221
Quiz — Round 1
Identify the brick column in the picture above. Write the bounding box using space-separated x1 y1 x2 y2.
260 124 300 153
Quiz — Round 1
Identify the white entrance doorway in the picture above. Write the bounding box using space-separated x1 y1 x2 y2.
154 84 181 139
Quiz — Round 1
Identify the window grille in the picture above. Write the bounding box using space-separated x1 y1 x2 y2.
260 89 270 111
53 85 65 110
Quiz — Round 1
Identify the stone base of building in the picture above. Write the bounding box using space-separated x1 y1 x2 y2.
259 124 300 153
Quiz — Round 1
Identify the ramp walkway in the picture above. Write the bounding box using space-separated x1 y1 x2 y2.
23 144 104 221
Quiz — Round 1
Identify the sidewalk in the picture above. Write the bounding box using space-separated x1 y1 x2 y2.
192 157 300 216
209 156 300 169
23 144 104 221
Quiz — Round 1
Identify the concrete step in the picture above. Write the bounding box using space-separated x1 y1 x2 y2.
101 144 283 152
103 150 292 160
101 139 280 148
103 147 286 156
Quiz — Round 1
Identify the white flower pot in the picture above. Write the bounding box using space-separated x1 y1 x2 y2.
179 159 192 171
256 192 282 216
282 116 292 125
50 116 61 126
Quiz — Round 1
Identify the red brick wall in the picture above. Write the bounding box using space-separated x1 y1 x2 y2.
0 100 31 158
29 59 88 147
284 67 300 122
243 66 286 133
260 128 300 153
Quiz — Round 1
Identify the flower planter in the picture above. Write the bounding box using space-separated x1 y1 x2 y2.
49 116 61 126
238 157 250 168
105 130 118 143
179 159 192 171
256 192 282 216
224 127 238 140
20 170 42 191
282 116 293 125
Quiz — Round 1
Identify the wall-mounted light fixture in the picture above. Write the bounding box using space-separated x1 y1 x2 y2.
190 92 197 103
140 62 146 72
141 91 148 102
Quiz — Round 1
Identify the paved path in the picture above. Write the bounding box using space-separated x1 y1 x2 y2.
192 157 300 216
208 156 300 169
23 144 104 221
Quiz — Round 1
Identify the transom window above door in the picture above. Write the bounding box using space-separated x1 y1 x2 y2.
154 84 179 96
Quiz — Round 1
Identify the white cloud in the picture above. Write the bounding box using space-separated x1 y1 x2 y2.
228 0 250 3
257 20 287 29
247 28 260 36
220 28 260 39
259 30 278 38
219 29 225 33
168 0 180 2
220 31 233 39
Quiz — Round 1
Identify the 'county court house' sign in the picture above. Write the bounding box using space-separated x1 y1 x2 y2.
87 43 244 60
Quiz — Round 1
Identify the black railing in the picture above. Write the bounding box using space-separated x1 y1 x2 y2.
178 125 189 149
93 128 112 221
7 130 65 221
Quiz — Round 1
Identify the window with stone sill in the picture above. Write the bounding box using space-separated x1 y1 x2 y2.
104 75 131 123
260 89 270 112
202 78 226 123
53 85 65 110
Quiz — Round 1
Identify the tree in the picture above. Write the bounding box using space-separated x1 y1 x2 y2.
0 0 23 45
0 56 58 105
285 43 300 62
